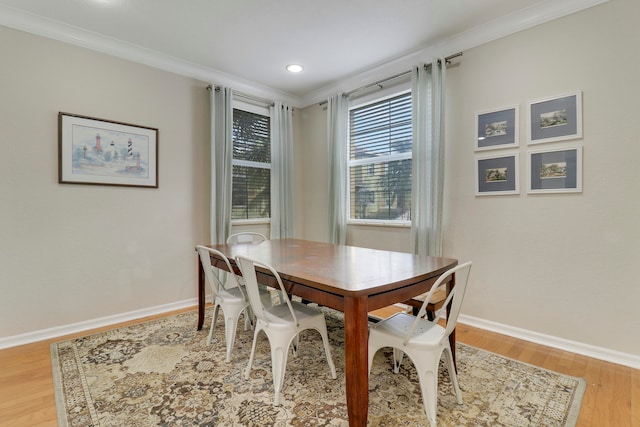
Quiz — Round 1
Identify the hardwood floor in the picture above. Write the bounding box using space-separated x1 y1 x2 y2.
1 307 638 426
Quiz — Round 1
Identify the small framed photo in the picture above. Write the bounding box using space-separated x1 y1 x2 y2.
475 153 519 196
527 91 582 144
475 105 519 151
527 146 582 194
59 112 158 188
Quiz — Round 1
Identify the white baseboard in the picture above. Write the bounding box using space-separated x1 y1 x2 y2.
0 298 198 350
3 303 639 370
459 314 640 370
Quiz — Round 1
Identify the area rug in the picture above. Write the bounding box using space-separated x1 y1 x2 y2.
51 308 586 426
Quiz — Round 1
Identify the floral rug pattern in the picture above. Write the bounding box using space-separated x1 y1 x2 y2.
51 308 585 426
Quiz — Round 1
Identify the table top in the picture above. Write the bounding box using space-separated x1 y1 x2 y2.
207 238 457 297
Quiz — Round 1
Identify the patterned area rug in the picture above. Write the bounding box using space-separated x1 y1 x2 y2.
51 308 585 426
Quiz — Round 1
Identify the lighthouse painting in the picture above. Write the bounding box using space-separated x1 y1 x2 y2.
59 112 158 188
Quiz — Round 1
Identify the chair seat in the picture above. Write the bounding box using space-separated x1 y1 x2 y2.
370 312 445 347
403 288 447 318
263 301 326 327
217 285 247 302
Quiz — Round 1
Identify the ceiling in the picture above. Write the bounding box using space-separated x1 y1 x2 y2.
0 0 606 106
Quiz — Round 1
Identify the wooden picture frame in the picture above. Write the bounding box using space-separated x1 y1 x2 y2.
59 112 158 188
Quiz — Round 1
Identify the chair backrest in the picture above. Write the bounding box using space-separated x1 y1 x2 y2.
236 255 297 326
226 232 267 245
404 262 472 345
196 245 244 300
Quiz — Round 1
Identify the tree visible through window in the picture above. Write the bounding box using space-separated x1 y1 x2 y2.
348 92 412 222
232 108 271 220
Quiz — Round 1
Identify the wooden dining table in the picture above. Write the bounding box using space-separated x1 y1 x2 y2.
196 238 457 427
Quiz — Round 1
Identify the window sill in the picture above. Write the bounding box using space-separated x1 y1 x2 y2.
347 220 410 228
231 219 271 226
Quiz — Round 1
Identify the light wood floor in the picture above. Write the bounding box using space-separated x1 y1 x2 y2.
1 306 638 426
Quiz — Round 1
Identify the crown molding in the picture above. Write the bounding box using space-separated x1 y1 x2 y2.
300 0 610 107
0 4 301 107
0 0 609 109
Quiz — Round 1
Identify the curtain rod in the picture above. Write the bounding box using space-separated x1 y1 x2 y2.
318 52 463 105
343 52 462 98
206 85 275 107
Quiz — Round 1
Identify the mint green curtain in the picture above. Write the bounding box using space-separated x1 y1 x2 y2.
410 61 445 256
327 93 348 245
270 101 294 239
210 86 234 245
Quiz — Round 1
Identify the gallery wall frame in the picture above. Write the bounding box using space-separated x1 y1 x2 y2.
475 152 519 196
527 91 582 145
475 105 519 151
527 146 582 194
59 112 158 188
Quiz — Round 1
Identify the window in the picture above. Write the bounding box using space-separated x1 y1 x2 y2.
232 104 271 221
348 91 412 223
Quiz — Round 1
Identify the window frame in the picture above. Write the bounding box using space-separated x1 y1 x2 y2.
346 86 413 227
231 99 272 225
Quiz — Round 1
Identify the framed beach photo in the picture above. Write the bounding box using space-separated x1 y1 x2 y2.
527 91 582 144
527 146 582 194
475 152 519 196
59 112 158 188
475 105 519 151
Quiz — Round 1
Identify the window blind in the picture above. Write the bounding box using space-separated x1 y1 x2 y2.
232 108 271 220
348 92 412 221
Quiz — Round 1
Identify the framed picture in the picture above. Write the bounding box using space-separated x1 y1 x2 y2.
527 146 582 194
475 153 519 196
59 112 158 188
527 91 582 144
475 105 519 151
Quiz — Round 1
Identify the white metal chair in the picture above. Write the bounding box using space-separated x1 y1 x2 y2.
226 232 267 245
368 262 472 427
236 255 337 406
196 245 253 363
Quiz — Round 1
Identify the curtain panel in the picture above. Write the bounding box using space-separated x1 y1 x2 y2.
210 86 234 245
410 60 446 256
270 102 295 239
327 93 348 245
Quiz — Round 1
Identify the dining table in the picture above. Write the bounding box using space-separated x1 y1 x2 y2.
196 238 458 427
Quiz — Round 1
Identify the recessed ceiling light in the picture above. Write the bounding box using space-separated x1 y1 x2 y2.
286 64 303 73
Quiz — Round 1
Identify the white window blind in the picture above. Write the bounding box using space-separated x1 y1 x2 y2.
232 108 271 220
348 91 412 222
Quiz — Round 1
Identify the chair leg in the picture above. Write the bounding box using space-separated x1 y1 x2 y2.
206 304 221 346
244 306 254 330
244 327 261 380
269 334 295 406
368 345 379 376
224 308 244 363
317 326 337 379
291 333 299 357
416 368 439 427
443 346 463 404
393 348 405 374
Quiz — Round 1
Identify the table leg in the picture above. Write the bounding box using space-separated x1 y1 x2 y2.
343 295 369 426
197 259 205 330
447 272 457 369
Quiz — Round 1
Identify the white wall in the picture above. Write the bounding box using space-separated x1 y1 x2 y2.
296 0 640 361
445 0 640 358
2 0 638 363
0 26 210 340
